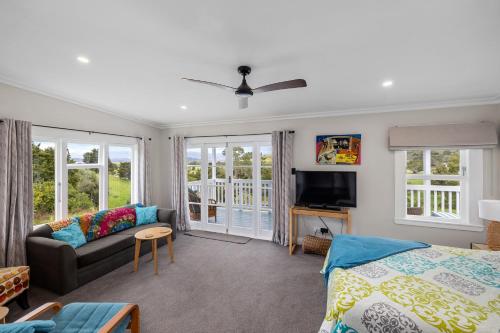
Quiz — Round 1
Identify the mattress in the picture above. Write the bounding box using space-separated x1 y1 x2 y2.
319 245 500 333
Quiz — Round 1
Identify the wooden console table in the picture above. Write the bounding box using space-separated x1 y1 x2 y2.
288 206 351 255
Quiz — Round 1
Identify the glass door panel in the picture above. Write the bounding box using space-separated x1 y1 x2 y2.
186 147 202 224
230 145 255 234
259 145 273 232
206 145 227 232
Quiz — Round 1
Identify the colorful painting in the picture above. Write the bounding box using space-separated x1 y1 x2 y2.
316 134 361 165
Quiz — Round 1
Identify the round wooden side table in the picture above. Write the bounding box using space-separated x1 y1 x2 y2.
134 227 174 275
0 306 9 323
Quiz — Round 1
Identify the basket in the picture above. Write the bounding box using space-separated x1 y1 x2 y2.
487 221 500 251
302 235 332 256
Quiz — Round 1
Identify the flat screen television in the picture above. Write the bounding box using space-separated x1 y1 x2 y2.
295 171 356 208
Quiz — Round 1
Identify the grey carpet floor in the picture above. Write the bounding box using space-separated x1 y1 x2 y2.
7 233 327 333
185 230 251 244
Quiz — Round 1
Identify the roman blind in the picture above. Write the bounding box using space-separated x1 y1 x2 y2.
388 122 498 150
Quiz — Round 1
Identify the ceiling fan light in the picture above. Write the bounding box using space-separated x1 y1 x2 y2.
236 91 253 98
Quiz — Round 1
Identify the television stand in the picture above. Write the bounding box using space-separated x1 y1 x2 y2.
288 206 351 256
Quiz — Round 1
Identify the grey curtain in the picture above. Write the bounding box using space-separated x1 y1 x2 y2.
138 137 152 206
171 136 189 231
272 130 294 246
0 119 33 266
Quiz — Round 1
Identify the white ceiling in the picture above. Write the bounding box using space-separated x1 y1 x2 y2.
1 1 499 128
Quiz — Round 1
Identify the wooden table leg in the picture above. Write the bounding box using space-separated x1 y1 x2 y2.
167 235 174 263
152 239 158 275
134 239 141 272
346 211 352 234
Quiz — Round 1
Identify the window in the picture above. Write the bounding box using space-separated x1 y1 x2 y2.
33 141 56 225
67 143 101 216
395 148 483 231
32 129 138 224
108 146 133 208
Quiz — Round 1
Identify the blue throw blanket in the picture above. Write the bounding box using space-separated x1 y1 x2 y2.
323 234 429 283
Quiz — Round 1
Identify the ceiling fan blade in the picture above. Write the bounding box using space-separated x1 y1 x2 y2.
253 79 307 93
238 97 248 109
182 78 235 91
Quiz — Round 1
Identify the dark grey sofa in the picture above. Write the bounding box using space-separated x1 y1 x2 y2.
27 208 176 295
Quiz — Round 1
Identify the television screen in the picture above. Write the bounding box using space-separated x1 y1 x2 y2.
295 171 356 208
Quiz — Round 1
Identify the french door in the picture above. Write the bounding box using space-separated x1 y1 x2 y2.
186 136 272 240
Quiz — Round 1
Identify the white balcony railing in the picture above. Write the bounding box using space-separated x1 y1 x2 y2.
407 184 460 218
188 179 272 209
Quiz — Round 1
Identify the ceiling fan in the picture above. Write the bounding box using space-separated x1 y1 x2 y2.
182 66 307 109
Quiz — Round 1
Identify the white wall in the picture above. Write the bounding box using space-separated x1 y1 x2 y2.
0 83 163 205
162 104 500 248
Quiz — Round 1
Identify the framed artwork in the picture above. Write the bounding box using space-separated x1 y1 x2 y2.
316 134 362 165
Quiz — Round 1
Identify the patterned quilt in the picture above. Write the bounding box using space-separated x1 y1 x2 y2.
319 245 500 333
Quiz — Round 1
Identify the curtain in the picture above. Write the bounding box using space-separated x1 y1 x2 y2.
171 136 189 231
389 122 497 150
138 137 152 206
0 119 33 266
272 130 294 246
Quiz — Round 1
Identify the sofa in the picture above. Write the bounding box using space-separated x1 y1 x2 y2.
27 208 176 295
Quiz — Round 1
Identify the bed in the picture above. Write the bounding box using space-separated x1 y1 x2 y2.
319 244 500 333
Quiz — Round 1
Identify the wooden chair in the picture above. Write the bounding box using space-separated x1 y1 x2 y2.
15 302 140 333
188 189 217 221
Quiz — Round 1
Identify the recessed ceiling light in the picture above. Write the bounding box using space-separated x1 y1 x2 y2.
180 105 188 110
77 56 90 64
382 80 393 88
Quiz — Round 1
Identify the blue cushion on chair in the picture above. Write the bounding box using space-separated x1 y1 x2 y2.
0 320 56 333
136 206 158 225
50 303 129 333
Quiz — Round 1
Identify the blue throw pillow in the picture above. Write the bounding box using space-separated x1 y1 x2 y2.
52 222 87 249
136 206 158 225
0 320 56 333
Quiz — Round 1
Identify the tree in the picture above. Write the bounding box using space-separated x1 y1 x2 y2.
83 148 98 164
118 162 131 180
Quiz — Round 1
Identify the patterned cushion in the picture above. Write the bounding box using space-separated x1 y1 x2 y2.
0 266 29 306
47 218 72 232
84 207 136 242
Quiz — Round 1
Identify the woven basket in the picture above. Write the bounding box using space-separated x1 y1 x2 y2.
487 221 500 251
302 235 332 256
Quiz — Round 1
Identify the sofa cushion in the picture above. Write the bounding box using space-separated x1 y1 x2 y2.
75 235 134 268
136 206 158 225
83 207 137 242
51 223 87 249
118 222 171 236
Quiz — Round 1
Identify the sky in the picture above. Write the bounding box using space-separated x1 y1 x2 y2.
187 146 272 161
34 141 132 162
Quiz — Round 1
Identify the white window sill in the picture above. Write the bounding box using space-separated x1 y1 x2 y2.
394 218 484 232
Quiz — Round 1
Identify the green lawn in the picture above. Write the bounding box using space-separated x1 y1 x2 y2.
108 174 131 208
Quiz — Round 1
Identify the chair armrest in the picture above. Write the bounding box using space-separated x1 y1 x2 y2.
26 236 78 294
98 304 140 333
15 302 63 322
157 208 177 239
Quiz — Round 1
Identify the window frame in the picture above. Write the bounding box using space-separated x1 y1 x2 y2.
394 148 484 232
32 127 139 224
